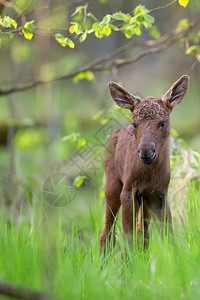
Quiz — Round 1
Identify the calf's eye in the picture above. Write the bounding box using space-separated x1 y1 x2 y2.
133 123 137 129
160 121 166 128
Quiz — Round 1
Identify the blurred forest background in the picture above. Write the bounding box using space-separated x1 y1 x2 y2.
0 1 200 299
0 0 199 216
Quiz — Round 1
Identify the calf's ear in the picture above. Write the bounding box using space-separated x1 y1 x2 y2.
162 75 189 108
108 81 140 112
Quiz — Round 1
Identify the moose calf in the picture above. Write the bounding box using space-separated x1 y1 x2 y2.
100 75 189 253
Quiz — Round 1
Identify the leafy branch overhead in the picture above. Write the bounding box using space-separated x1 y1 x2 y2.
0 16 35 40
67 4 155 42
0 0 199 94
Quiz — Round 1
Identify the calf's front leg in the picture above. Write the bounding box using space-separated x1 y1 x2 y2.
120 189 151 249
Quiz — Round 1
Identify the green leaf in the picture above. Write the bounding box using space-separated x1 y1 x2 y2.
73 175 86 188
69 22 82 35
171 129 179 137
134 26 141 36
24 20 35 32
179 0 190 7
73 71 95 83
71 5 87 17
92 110 104 120
79 32 87 42
149 26 161 39
1 16 12 28
95 29 104 38
14 129 45 150
110 24 118 30
11 19 17 29
112 12 130 22
134 5 149 16
77 139 87 148
142 14 154 28
67 38 75 49
99 190 105 198
185 45 196 55
54 34 75 48
125 29 134 39
102 14 112 25
67 38 75 48
22 29 33 40
92 22 100 31
177 18 189 31
22 21 35 40
62 132 80 143
103 26 112 36
87 12 98 21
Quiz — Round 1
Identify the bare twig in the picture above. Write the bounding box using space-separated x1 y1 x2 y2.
0 19 199 97
96 21 196 70
0 280 52 300
149 0 178 13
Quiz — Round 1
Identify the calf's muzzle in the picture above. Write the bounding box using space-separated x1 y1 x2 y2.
138 141 156 165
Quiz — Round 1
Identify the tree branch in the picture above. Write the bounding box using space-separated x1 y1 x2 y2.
95 21 197 70
0 19 199 97
149 0 177 13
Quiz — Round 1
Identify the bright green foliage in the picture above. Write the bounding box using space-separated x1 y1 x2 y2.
22 29 33 40
79 32 87 42
22 20 35 40
71 5 88 17
69 23 83 35
14 129 45 150
112 12 130 22
171 128 179 137
73 175 86 187
73 71 95 83
177 18 189 31
62 132 87 148
24 20 35 32
69 4 154 41
185 45 197 55
54 33 75 48
0 16 17 29
179 0 190 7
186 45 200 61
103 26 112 36
176 18 200 62
149 26 161 39
125 29 134 39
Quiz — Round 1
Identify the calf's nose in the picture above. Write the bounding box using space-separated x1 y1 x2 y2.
138 142 156 164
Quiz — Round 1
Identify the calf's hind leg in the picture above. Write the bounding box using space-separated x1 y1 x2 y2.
99 163 122 255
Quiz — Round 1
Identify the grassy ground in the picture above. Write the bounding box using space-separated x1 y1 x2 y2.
0 106 199 300
0 178 199 300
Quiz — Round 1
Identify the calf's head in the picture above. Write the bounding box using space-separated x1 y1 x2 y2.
109 75 189 165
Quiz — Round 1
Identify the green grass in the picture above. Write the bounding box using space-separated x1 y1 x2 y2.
0 180 199 300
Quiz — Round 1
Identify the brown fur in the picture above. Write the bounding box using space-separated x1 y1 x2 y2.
100 75 189 254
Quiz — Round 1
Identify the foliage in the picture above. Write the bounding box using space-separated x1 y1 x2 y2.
62 132 87 148
73 71 95 83
54 33 75 48
73 175 86 187
0 1 199 67
179 0 190 7
177 18 200 62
